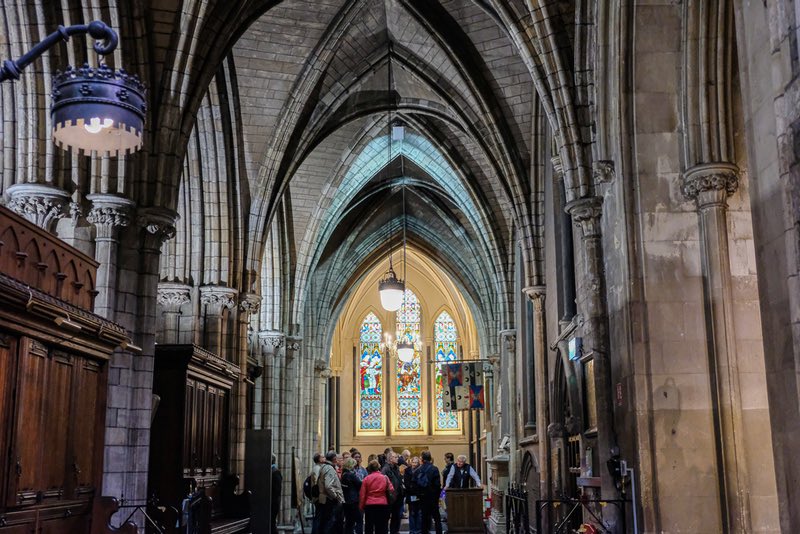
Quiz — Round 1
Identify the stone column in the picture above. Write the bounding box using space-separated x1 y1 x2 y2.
565 196 618 526
234 293 261 479
199 285 237 357
6 183 70 232
156 282 191 344
523 286 551 504
86 194 135 319
499 329 517 472
258 331 284 431
682 163 751 531
278 336 301 525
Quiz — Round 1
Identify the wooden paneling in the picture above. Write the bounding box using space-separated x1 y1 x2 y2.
0 206 98 310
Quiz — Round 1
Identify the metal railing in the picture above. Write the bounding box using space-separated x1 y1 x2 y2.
505 484 531 534
535 498 630 534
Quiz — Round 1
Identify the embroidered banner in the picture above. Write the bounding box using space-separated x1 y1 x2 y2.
440 362 485 411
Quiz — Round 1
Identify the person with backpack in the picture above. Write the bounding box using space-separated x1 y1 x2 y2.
380 452 405 534
416 451 443 534
310 451 344 534
404 456 423 534
341 458 364 534
271 454 283 534
306 453 323 534
359 460 394 534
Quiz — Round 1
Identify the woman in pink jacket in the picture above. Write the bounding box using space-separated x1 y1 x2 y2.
359 459 394 534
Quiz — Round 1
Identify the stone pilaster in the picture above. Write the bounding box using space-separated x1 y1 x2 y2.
87 194 135 319
258 331 284 431
199 285 237 357
231 293 261 481
278 336 301 525
565 195 618 525
682 162 751 531
101 207 176 522
522 286 551 507
5 183 70 232
156 282 191 343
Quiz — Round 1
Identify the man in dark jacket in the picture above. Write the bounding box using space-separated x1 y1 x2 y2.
381 451 405 534
417 451 443 534
271 454 283 534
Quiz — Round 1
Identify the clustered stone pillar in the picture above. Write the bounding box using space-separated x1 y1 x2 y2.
236 293 261 480
278 336 301 524
682 163 751 532
564 196 619 526
156 283 191 343
258 331 284 432
523 286 551 503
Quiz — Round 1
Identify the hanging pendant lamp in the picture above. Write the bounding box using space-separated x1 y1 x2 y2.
378 43 405 311
396 336 415 363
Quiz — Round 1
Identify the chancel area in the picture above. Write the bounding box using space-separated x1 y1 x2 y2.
0 1 799 533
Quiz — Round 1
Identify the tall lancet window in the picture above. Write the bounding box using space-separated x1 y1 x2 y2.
434 311 461 430
396 289 422 430
359 312 384 430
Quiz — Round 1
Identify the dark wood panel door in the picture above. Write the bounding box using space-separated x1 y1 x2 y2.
8 338 49 506
41 350 74 503
184 378 196 476
70 358 103 499
0 332 18 507
195 382 207 476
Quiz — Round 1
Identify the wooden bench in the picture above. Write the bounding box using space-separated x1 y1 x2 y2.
182 476 250 534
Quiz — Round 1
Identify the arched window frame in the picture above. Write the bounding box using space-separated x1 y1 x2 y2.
394 289 423 432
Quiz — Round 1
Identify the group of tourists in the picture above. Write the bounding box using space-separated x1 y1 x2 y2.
305 447 481 534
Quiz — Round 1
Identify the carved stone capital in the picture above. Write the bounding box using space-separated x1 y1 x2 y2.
500 329 516 352
137 207 178 247
199 285 237 316
5 184 70 232
522 286 546 312
86 194 135 239
238 293 261 315
157 282 191 312
258 330 284 356
592 160 615 184
285 336 302 361
314 358 332 378
681 163 739 208
566 196 603 238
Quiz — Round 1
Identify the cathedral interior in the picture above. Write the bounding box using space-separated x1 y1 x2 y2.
0 0 798 532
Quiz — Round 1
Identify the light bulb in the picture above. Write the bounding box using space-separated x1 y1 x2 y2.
84 117 114 134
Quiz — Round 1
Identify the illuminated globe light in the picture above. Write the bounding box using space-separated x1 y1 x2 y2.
378 266 404 311
51 62 146 156
396 341 415 363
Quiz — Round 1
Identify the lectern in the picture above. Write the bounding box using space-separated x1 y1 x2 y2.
445 487 485 533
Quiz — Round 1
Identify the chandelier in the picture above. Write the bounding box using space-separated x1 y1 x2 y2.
381 330 418 364
377 44 406 311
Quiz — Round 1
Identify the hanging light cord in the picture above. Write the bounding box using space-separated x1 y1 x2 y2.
386 43 394 273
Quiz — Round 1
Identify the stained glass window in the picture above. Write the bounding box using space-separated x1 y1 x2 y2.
359 312 383 430
434 311 460 430
396 290 422 430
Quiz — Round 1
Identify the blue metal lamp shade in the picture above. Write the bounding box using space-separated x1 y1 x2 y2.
52 63 146 156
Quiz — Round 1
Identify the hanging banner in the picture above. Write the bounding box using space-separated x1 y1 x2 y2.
441 362 485 411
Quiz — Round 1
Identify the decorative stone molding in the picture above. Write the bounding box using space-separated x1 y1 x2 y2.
5 183 70 232
157 282 191 312
259 331 285 354
522 285 546 312
69 201 82 221
285 336 302 361
238 293 261 315
199 285 237 316
566 196 603 238
137 206 178 246
681 162 739 208
314 359 332 378
592 160 615 184
551 155 564 179
86 194 135 239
